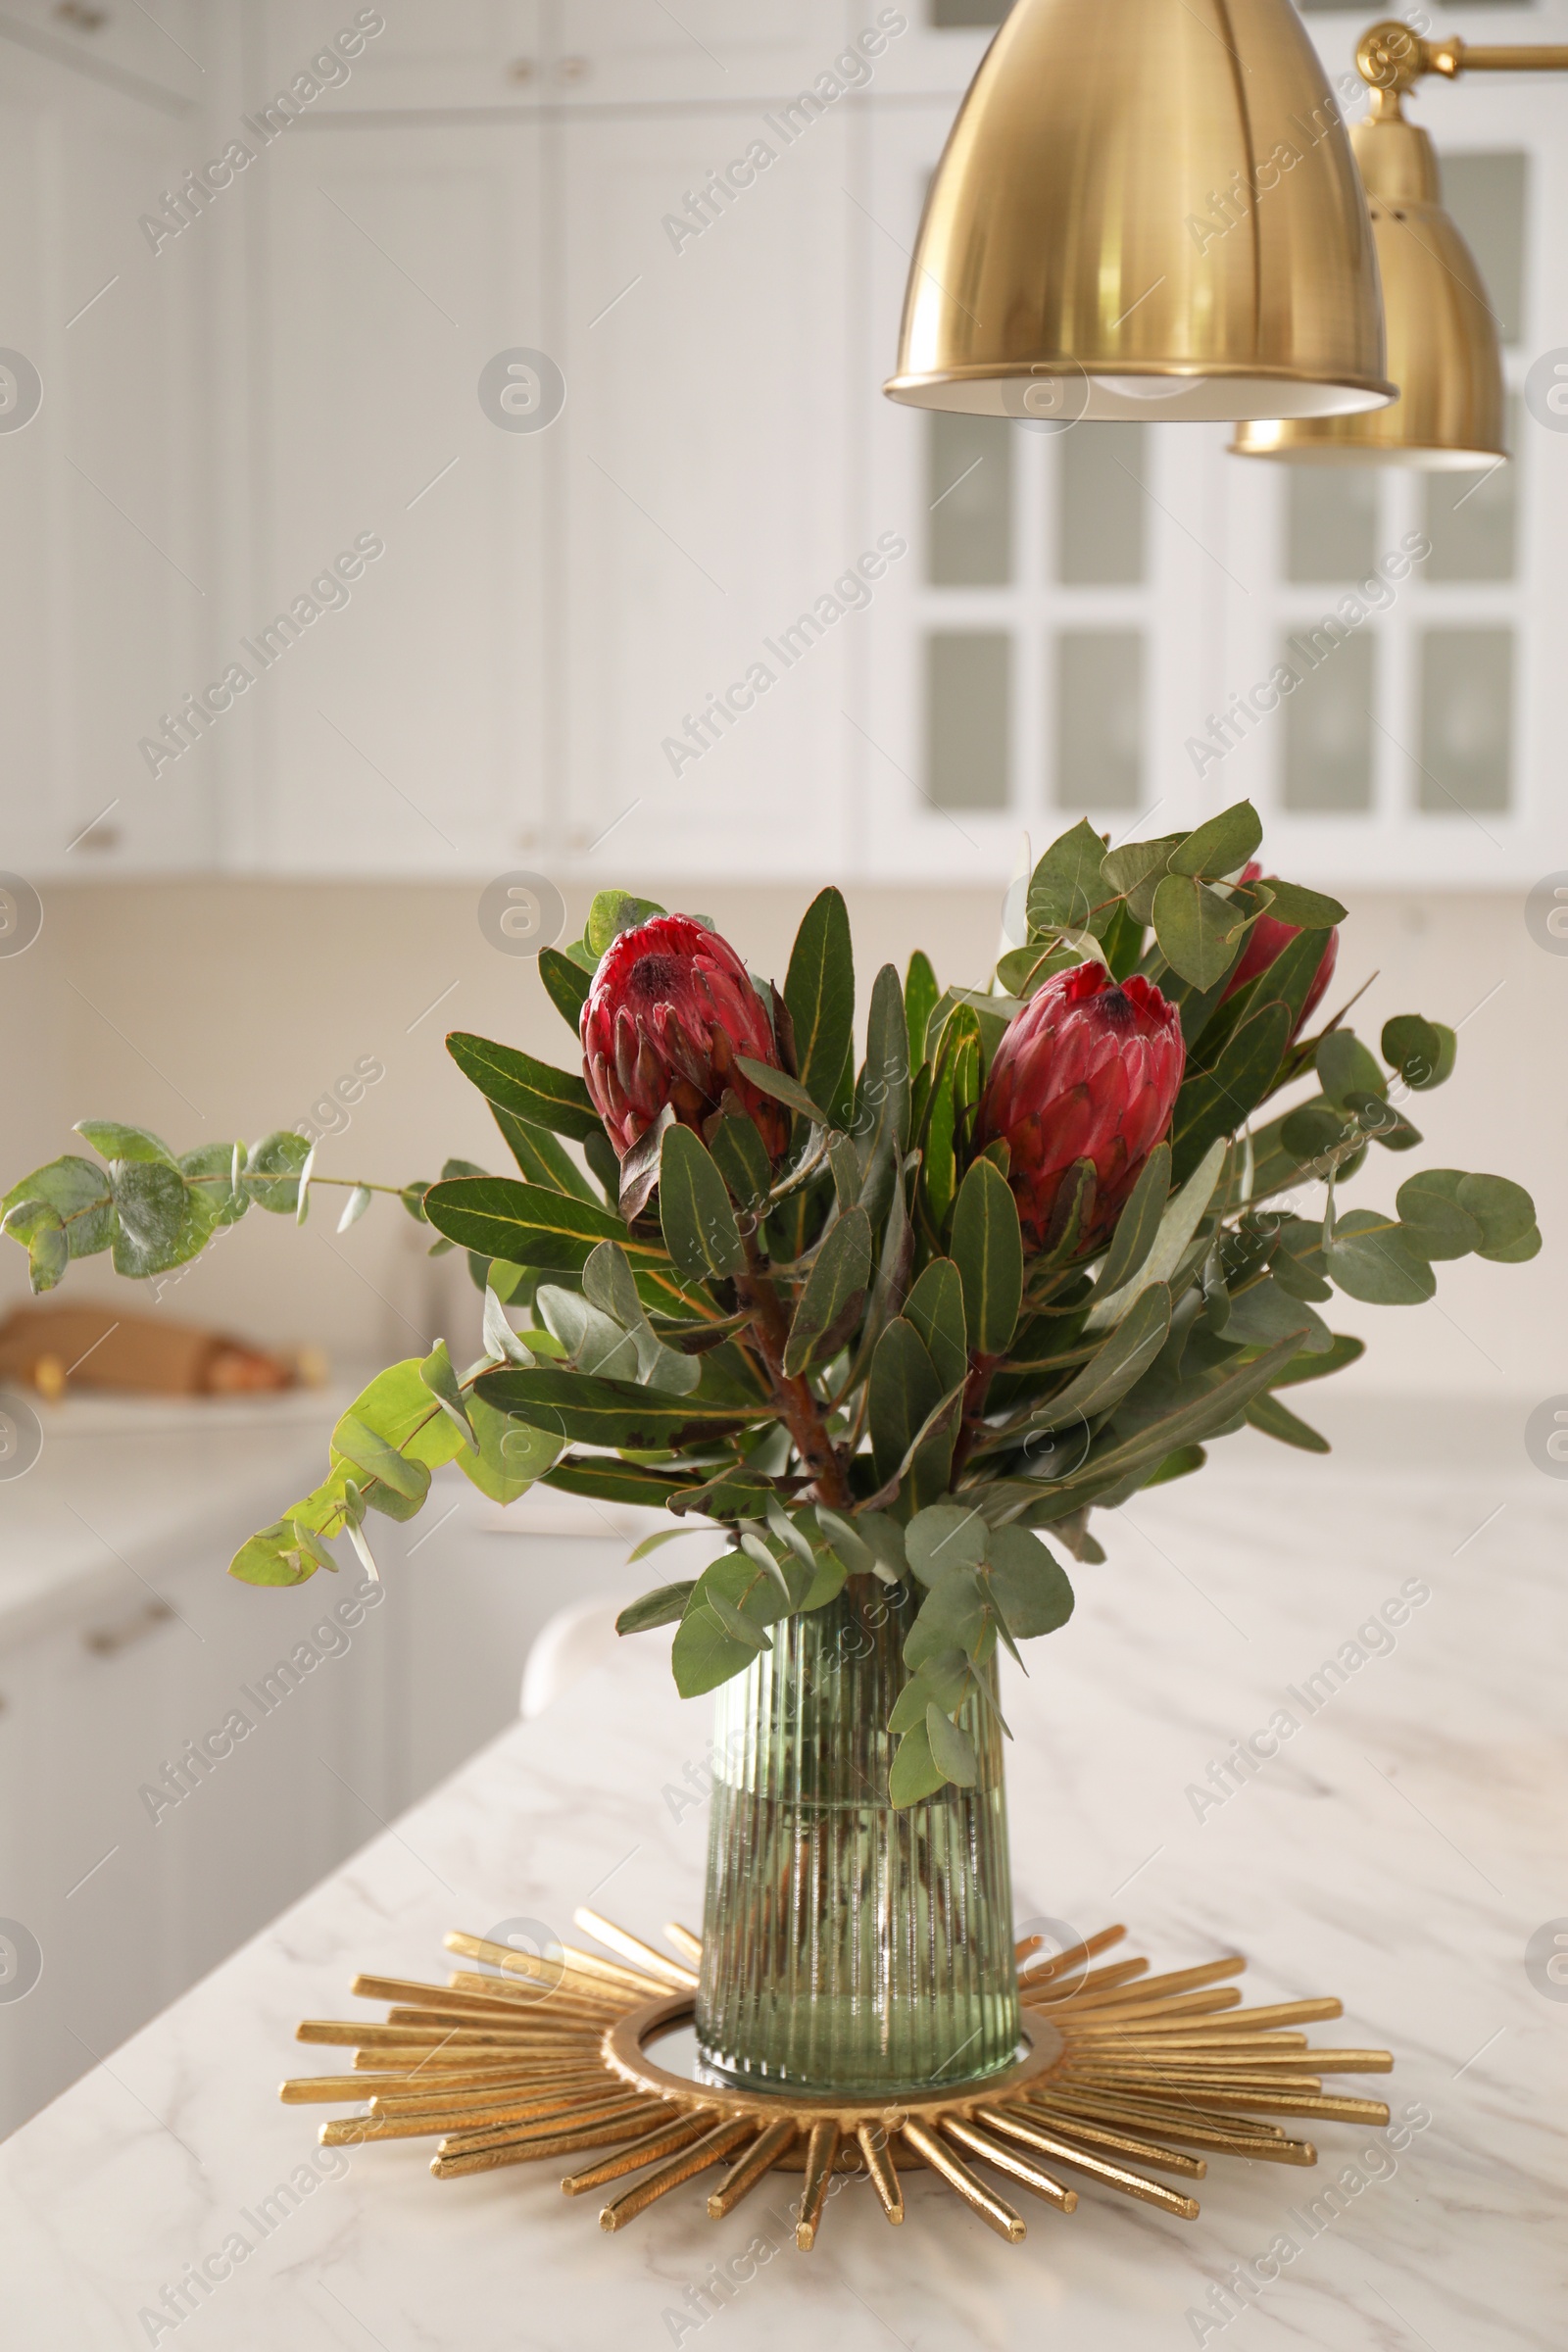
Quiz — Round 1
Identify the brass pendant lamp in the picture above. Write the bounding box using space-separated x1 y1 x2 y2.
1234 22 1568 467
883 0 1395 425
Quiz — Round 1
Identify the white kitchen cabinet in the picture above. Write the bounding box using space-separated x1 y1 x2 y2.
555 104 855 883
0 0 205 110
237 118 549 872
262 0 543 112
0 43 211 878
552 0 850 105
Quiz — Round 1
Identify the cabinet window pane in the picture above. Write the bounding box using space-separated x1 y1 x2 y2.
927 633 1010 808
928 416 1012 585
932 0 1010 23
1055 631 1143 810
1441 153 1528 347
1282 630 1374 811
1286 469 1378 582
1423 399 1518 580
1058 424 1147 585
1418 628 1512 815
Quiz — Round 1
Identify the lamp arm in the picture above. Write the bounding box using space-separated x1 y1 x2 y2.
1357 20 1568 108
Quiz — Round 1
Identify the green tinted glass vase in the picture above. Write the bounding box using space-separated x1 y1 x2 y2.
695 1582 1020 2094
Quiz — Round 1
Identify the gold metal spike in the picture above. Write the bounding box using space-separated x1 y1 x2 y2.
598 2117 755 2230
795 2121 840 2249
708 2119 797 2219
941 2117 1077 2214
857 2123 904 2224
282 1916 1392 2253
975 2108 1200 2220
902 2120 1026 2243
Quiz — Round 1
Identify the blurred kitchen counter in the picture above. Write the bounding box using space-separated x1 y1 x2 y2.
0 1381 662 2137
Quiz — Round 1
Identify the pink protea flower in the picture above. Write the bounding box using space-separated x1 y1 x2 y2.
1221 863 1340 1039
580 914 790 1161
976 962 1185 1251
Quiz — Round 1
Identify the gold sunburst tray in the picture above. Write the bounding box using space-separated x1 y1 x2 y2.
281 1910 1393 2247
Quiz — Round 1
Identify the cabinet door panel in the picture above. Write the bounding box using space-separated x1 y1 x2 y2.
0 0 205 107
0 57 210 877
559 110 853 881
249 124 546 872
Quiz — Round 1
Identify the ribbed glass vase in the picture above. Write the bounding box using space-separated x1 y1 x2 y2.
695 1581 1020 2095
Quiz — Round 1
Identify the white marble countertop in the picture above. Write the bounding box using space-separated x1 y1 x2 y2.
3 1392 1563 2349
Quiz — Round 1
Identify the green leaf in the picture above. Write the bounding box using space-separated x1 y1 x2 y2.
1258 879 1348 928
868 1318 945 1493
734 1055 828 1127
1455 1172 1538 1257
616 1582 698 1636
2 1155 116 1258
178 1142 250 1227
1324 1209 1437 1305
244 1130 312 1214
446 1032 600 1143
1316 1031 1386 1111
812 1505 876 1576
889 1718 947 1808
74 1120 174 1165
906 951 939 1073
1412 1023 1456 1092
1223 1275 1331 1354
538 944 592 1033
903 1258 969 1394
586 891 665 956
489 1105 597 1202
888 1650 972 1733
1101 833 1186 927
904 1567 989 1671
459 1394 560 1502
474 1366 765 1449
906 1502 989 1587
544 1455 706 1510
1086 1146 1170 1303
1380 1014 1441 1089
1246 1393 1331 1452
1166 801 1262 880
864 961 911 1156
1479 1224 1542 1265
925 1703 978 1788
950 1158 1023 1358
332 1411 432 1504
709 1114 772 1212
1151 874 1253 991
783 886 856 1113
659 1125 745 1282
1395 1170 1483 1261
1086 1137 1226 1332
672 1554 792 1696
27 1214 69 1292
418 1339 477 1448
423 1176 657 1274
709 1590 772 1650
111 1159 218 1279
1027 820 1114 936
986 1524 1074 1638
1171 1002 1293 1187
1272 1333 1365 1389
1028 1284 1172 1429
784 1205 871 1376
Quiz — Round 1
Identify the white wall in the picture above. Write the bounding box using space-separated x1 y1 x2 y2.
2 877 1559 1408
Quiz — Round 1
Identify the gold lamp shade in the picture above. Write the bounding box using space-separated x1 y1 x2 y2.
884 0 1394 424
1232 110 1505 466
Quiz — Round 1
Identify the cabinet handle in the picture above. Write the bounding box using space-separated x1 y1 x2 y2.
508 58 536 83
555 55 592 83
54 2 110 27
83 1599 174 1657
71 823 122 854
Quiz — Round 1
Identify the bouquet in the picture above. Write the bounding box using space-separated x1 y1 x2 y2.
3 802 1538 1806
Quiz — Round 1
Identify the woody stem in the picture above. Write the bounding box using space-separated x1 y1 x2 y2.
735 1228 854 1511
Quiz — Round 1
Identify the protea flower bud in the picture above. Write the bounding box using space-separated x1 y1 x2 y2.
580 914 790 1162
1222 862 1340 1037
976 962 1185 1251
